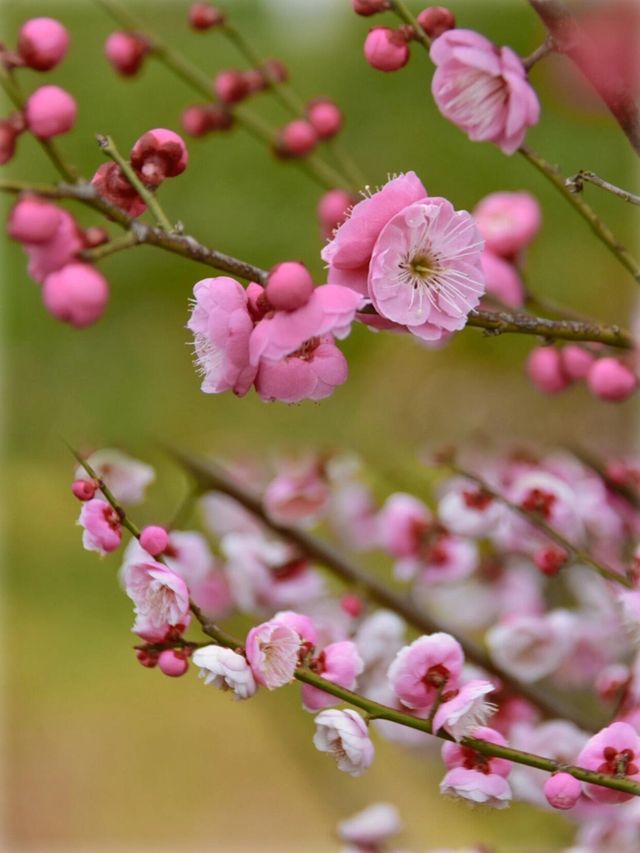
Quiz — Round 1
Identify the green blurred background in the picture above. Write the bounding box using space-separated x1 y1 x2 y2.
3 0 638 849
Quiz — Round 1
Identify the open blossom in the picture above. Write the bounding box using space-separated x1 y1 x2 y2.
337 802 403 847
576 721 640 804
437 477 503 538
78 498 122 555
368 197 485 341
192 645 257 699
125 560 191 640
432 679 496 740
245 619 302 689
187 276 257 396
313 709 374 776
301 641 364 711
254 335 349 403
378 492 431 556
430 29 540 154
440 725 512 808
486 611 575 682
76 448 154 505
387 633 464 710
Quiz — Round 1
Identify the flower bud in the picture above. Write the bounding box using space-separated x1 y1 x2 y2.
18 17 70 71
140 525 169 557
214 69 249 104
243 68 267 95
416 7 456 39
261 58 288 84
363 27 411 72
158 649 189 677
560 344 596 381
105 31 148 76
266 261 314 311
543 773 581 810
91 162 146 217
526 346 570 394
534 545 568 576
278 119 318 157
25 85 77 138
136 648 159 668
71 479 99 501
181 103 233 136
352 0 389 15
340 593 364 618
0 117 20 165
307 98 342 139
42 262 109 328
188 2 225 30
7 197 62 244
587 357 637 402
130 129 188 187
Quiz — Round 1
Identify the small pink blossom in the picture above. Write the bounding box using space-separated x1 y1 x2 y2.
78 498 122 555
442 725 512 776
187 276 257 396
301 641 364 711
387 633 464 710
130 128 188 187
576 721 640 804
192 645 257 699
431 29 540 154
378 492 431 557
432 679 496 740
363 27 411 72
313 709 374 776
273 610 318 645
254 335 349 403
473 191 541 257
125 560 191 640
337 802 402 847
245 619 301 689
76 449 154 505
437 477 503 538
368 198 485 340
543 772 582 810
486 611 575 683
440 766 512 808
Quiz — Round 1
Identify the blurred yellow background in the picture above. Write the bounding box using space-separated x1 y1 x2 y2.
3 0 638 849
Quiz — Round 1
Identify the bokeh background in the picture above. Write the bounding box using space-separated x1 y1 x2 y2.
3 0 639 850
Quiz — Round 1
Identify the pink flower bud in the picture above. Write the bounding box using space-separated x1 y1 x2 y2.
307 98 342 139
25 85 77 138
188 2 225 30
181 103 233 136
561 344 596 381
91 162 146 217
317 188 353 238
158 649 189 677
266 261 314 311
363 27 411 72
526 347 570 394
136 648 159 668
278 119 318 157
534 545 568 576
140 525 169 556
243 68 268 94
105 31 148 76
130 128 189 187
42 262 109 328
543 772 581 810
71 479 98 501
416 6 456 39
18 17 70 71
261 58 288 84
340 593 364 618
587 357 637 402
0 117 21 165
214 69 249 104
7 197 61 244
352 0 389 15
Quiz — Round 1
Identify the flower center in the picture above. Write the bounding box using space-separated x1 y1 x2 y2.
423 663 451 688
401 251 440 288
598 746 638 777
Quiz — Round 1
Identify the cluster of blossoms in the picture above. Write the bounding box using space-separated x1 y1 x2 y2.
68 442 640 846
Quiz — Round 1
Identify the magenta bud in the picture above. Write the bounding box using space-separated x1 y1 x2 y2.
7 196 62 244
416 6 456 39
214 69 249 104
587 357 637 402
188 2 225 30
266 261 314 311
534 545 568 576
526 346 570 394
0 119 19 165
352 0 390 15
340 593 364 618
136 648 159 668
560 344 596 381
243 68 268 95
18 17 70 71
181 103 233 136
140 525 169 556
42 262 109 328
307 98 342 139
278 119 318 158
25 85 77 139
91 162 146 217
105 31 148 76
363 27 411 72
158 649 189 677
543 773 581 810
71 478 99 501
130 128 188 187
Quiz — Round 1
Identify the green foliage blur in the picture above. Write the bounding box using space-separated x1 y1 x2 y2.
4 0 637 849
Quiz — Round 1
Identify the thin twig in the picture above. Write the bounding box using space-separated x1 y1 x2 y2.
566 170 640 206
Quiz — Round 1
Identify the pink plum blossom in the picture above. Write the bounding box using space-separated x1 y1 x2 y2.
437 477 503 538
75 448 154 505
473 191 541 257
432 679 497 740
78 498 122 555
273 610 318 645
368 197 485 341
337 802 402 847
387 633 464 710
125 560 191 641
440 725 512 808
130 128 188 187
486 611 576 682
254 335 349 403
313 709 374 776
301 641 364 711
576 721 640 804
192 645 257 699
245 619 302 689
187 276 257 396
378 492 431 557
263 457 330 525
431 30 540 154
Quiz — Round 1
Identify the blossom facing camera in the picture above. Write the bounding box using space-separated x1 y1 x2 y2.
245 619 302 689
